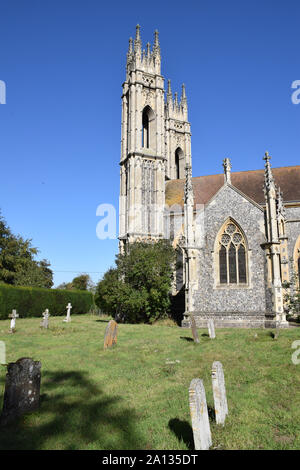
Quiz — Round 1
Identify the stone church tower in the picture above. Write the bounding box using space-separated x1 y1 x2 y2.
119 25 191 251
119 26 300 328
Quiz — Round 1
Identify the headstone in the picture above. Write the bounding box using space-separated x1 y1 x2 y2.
207 318 216 339
190 315 200 343
211 361 228 426
104 320 118 349
0 341 6 365
0 357 41 426
40 309 50 329
188 378 212 450
63 302 72 322
8 309 19 333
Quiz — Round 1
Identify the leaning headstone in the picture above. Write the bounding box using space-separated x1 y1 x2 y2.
190 315 200 343
211 361 228 426
189 378 212 450
207 319 216 339
63 302 72 323
8 309 19 333
40 309 50 329
0 357 41 426
104 320 118 349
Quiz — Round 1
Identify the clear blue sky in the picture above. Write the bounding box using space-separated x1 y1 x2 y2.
0 0 299 287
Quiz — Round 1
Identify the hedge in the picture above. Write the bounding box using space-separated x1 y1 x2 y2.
0 283 94 320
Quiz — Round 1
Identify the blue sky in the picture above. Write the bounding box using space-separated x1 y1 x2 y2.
0 0 299 287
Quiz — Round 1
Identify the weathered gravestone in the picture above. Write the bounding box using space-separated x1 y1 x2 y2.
40 309 50 329
189 378 212 450
0 357 41 426
104 320 118 350
63 302 72 323
0 341 6 365
207 319 216 339
190 315 200 343
211 361 228 426
8 310 19 333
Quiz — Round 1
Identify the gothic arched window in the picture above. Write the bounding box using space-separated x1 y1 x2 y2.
142 106 155 149
175 147 184 179
218 220 248 285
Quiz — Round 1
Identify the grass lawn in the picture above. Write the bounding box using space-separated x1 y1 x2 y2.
0 314 299 450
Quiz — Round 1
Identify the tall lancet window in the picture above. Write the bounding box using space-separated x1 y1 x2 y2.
218 220 248 285
142 106 155 149
142 109 149 148
175 147 183 179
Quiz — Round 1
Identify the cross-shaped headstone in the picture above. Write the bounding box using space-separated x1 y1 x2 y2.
63 303 72 322
40 309 50 329
8 310 19 333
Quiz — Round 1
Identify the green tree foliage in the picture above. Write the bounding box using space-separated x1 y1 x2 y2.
282 267 300 319
0 210 53 288
95 241 176 323
57 274 94 292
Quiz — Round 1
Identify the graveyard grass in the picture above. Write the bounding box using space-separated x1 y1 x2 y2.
0 315 299 450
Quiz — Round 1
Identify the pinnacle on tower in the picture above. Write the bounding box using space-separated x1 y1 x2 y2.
174 92 178 108
134 24 142 52
181 83 187 102
167 79 172 104
153 29 160 56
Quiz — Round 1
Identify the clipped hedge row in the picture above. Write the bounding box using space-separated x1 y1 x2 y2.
0 283 94 320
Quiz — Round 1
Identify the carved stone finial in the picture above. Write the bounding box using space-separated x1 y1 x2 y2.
276 186 286 219
184 164 193 204
153 29 160 55
134 24 142 52
222 158 232 184
174 92 178 107
263 151 275 192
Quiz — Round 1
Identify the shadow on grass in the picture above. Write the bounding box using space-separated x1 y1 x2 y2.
168 418 194 450
179 336 194 342
0 370 143 450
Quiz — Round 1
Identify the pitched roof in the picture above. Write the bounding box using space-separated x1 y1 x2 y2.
165 165 300 208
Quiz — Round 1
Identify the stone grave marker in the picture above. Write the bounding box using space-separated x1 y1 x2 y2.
211 361 228 426
104 320 118 349
63 302 72 323
207 318 216 339
8 310 19 333
0 357 41 426
189 378 212 450
190 315 200 343
0 341 6 365
40 309 50 329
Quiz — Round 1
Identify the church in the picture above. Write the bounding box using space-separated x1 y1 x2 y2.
118 25 300 328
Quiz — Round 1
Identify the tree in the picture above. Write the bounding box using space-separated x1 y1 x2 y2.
282 267 300 319
0 210 53 288
56 274 95 292
95 241 176 323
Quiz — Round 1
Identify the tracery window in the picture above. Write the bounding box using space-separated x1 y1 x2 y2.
218 221 247 285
